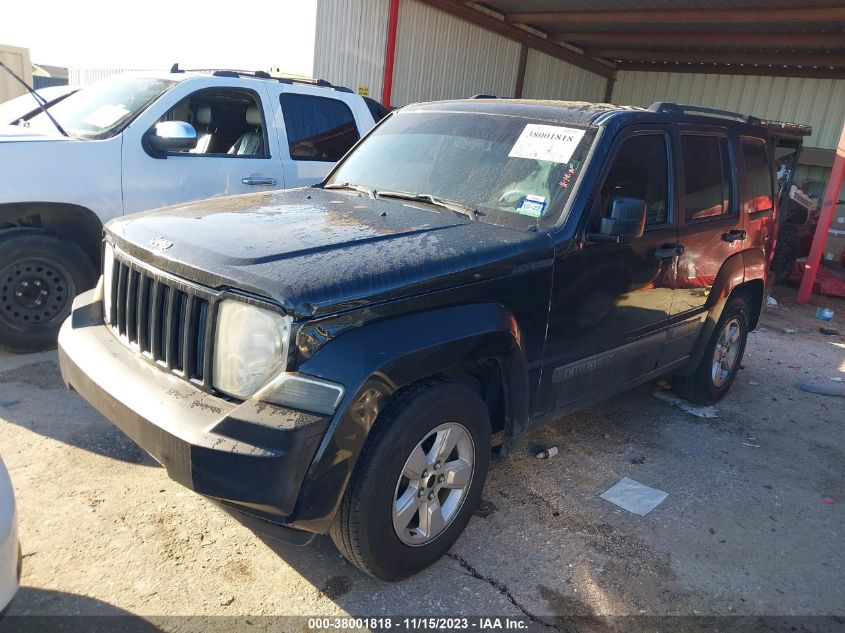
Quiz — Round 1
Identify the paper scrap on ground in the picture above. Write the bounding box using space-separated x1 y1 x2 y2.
795 382 845 397
508 124 585 164
652 389 718 418
601 477 668 516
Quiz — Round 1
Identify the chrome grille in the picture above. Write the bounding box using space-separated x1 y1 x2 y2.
106 253 214 389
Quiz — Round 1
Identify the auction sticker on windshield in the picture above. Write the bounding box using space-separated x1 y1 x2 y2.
509 124 585 164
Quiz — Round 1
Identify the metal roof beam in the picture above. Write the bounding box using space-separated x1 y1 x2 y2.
589 48 845 67
415 0 615 78
616 61 845 80
550 31 845 50
507 6 845 25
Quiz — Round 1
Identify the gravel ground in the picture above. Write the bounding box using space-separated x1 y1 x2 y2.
0 286 842 630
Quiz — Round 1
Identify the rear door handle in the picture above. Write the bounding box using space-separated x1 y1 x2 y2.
242 177 277 186
722 229 746 242
654 243 684 259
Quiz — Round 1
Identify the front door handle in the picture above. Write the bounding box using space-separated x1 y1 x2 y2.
722 229 746 242
654 243 684 259
242 176 277 186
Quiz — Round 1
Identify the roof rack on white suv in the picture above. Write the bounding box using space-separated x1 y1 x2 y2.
169 63 353 93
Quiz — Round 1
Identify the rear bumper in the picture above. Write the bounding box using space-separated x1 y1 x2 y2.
58 290 330 537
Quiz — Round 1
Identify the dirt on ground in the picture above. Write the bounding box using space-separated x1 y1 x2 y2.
0 287 842 631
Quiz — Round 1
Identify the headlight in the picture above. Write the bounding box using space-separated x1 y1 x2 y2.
212 300 292 399
103 242 115 324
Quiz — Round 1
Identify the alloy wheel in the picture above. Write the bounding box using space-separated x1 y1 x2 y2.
392 422 475 546
711 317 742 388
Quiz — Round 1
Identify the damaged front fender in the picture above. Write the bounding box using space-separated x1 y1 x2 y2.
289 303 530 533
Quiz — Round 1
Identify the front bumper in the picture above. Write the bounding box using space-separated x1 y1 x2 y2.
58 290 331 539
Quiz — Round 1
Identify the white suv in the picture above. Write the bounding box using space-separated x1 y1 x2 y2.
0 69 385 352
0 456 19 617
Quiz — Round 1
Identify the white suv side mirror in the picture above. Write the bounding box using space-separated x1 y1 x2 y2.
145 121 198 155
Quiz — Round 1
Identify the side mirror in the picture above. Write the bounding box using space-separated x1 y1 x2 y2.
145 121 197 156
587 197 647 244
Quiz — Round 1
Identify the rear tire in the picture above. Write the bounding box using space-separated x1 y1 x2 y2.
330 380 491 581
0 229 97 353
672 297 749 405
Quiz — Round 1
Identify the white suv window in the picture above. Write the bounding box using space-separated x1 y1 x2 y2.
157 88 267 157
279 93 359 162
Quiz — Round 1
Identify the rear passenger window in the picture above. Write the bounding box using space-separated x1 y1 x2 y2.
279 93 360 161
596 134 670 228
741 139 774 213
681 135 733 221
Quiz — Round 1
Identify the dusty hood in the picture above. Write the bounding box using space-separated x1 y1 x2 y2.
107 188 551 317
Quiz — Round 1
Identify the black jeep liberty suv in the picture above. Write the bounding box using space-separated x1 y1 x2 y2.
58 99 809 580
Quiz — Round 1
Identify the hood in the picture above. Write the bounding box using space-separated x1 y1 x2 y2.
107 188 552 317
0 124 70 142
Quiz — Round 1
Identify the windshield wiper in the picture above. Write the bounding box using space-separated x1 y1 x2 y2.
0 61 68 137
322 182 377 198
376 191 480 221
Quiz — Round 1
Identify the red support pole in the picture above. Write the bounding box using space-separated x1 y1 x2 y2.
382 0 401 109
797 124 845 304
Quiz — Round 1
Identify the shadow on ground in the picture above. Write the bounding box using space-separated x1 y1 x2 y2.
0 355 156 467
1 587 163 632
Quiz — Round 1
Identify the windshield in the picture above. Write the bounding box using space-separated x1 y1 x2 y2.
327 109 596 229
26 75 175 139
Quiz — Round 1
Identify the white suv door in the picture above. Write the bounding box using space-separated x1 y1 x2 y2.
120 79 285 214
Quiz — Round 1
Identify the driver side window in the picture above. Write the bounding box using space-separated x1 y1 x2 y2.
591 134 669 231
156 88 267 157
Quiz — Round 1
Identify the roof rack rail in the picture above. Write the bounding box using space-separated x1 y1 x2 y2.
276 76 354 93
649 102 761 124
178 67 353 92
212 69 272 79
760 119 813 137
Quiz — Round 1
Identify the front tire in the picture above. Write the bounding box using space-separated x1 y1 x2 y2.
330 381 491 581
672 296 749 405
0 229 97 353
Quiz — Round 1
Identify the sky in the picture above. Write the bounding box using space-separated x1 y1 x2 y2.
1 0 317 76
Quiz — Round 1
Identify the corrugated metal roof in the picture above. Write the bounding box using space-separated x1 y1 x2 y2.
491 0 836 12
460 1 845 78
502 20 843 35
612 70 845 149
